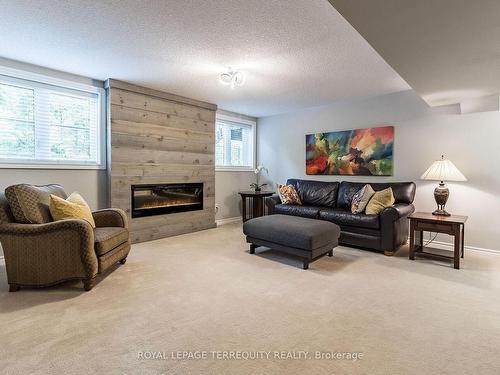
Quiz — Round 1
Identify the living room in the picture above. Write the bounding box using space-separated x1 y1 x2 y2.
1 1 499 374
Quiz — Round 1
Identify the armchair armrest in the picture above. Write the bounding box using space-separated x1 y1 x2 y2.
0 219 93 236
0 219 98 285
92 208 128 229
265 194 281 214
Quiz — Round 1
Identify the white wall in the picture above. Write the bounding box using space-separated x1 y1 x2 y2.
257 90 500 251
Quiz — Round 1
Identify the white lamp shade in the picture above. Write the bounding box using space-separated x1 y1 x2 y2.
421 157 467 182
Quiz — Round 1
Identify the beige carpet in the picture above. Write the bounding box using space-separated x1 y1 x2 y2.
1 222 500 375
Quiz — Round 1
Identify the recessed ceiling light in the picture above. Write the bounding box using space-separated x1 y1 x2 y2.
219 67 245 89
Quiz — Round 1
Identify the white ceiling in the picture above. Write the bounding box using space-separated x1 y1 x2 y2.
330 0 500 111
0 0 409 117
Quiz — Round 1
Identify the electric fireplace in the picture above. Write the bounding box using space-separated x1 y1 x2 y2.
131 183 203 218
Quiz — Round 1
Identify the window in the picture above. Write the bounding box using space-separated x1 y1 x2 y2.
215 114 255 171
0 68 105 169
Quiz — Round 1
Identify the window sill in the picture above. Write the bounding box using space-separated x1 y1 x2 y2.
216 166 255 172
0 163 106 170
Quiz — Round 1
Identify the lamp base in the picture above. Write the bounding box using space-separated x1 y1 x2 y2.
433 182 451 216
432 208 451 216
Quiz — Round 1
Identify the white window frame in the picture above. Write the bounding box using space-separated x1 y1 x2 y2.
215 112 256 172
0 65 106 170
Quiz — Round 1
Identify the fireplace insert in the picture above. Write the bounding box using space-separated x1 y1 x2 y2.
131 183 203 218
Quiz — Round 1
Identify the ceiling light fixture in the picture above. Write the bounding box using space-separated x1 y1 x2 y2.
219 67 245 89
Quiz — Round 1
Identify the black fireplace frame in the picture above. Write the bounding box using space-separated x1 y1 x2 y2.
131 183 204 218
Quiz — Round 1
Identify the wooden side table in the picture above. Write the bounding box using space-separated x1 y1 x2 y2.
408 212 468 269
238 191 275 222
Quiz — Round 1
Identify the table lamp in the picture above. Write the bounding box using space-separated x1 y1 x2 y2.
421 155 467 216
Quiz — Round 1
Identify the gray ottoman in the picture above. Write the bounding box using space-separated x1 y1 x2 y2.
242 214 340 269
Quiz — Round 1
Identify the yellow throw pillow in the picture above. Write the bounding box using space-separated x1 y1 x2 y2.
365 188 395 215
49 192 96 228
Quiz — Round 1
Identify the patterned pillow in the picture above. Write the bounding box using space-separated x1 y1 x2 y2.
277 184 302 205
351 184 376 214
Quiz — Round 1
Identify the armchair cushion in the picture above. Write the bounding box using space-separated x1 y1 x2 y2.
5 184 67 224
94 227 129 256
0 192 15 224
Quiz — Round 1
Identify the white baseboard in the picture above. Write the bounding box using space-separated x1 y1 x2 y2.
409 238 499 255
216 216 242 226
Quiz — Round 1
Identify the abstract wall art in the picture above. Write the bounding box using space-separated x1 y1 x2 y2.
306 125 394 176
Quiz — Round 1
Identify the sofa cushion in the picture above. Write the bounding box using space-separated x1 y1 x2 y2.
94 227 130 256
274 204 320 219
319 208 380 229
243 214 340 250
5 184 67 224
337 181 416 209
295 180 339 207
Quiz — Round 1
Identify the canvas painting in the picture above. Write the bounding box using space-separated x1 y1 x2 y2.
306 125 394 176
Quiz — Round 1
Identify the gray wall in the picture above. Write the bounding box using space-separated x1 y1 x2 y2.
0 169 107 210
0 59 254 229
0 57 107 210
215 110 257 221
215 171 255 220
257 90 500 251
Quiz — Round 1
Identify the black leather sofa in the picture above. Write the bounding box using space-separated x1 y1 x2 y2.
265 179 416 255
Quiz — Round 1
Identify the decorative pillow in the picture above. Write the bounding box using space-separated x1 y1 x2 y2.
277 184 302 205
49 192 96 228
365 188 395 215
351 184 376 214
5 184 67 224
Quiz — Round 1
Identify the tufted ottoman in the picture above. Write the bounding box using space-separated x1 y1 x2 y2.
242 214 340 269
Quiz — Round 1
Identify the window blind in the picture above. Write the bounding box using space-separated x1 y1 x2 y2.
0 73 102 167
215 119 254 169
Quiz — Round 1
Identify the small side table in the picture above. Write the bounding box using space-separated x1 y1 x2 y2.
238 191 275 222
408 212 468 269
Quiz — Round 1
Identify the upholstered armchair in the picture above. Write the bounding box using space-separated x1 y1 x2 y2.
0 184 130 292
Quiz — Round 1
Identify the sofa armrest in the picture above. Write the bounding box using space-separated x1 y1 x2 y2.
92 208 128 229
380 203 415 222
0 219 98 284
265 194 281 214
379 204 415 253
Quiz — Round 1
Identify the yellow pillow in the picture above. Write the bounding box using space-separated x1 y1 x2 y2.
365 188 395 215
49 192 96 228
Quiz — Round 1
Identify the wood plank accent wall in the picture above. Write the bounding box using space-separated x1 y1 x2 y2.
105 79 217 243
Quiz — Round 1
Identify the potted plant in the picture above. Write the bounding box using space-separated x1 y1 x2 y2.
251 165 268 192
